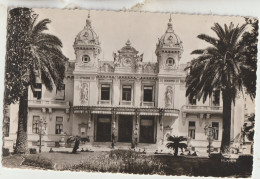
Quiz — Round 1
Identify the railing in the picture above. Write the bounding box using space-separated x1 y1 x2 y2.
99 100 111 105
142 101 154 107
28 100 69 106
182 105 222 112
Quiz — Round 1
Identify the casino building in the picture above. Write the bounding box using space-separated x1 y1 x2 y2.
4 15 248 152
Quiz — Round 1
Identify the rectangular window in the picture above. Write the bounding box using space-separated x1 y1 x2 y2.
188 121 196 139
212 122 219 140
33 83 42 100
32 116 40 134
56 84 65 100
101 84 110 100
212 90 220 106
143 86 153 102
122 85 132 101
189 97 197 105
56 117 63 134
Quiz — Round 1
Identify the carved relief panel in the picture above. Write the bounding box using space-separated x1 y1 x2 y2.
165 85 174 107
80 82 89 105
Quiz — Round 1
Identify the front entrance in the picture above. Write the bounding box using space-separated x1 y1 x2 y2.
118 115 133 142
96 115 111 142
140 116 155 143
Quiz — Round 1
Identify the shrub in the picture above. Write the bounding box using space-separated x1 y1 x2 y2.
61 150 171 175
3 148 10 156
209 153 222 161
29 148 37 154
22 155 54 169
237 155 253 174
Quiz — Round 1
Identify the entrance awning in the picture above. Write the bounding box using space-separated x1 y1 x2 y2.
139 112 160 116
73 106 180 117
92 111 111 114
117 111 135 115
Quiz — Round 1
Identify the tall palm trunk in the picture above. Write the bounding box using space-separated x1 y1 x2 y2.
220 89 232 153
15 87 29 154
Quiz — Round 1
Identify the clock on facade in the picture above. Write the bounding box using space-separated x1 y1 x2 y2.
123 57 132 66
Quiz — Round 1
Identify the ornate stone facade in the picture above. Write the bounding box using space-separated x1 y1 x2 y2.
3 15 247 154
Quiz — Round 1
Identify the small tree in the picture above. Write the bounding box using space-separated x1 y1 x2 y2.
166 135 187 156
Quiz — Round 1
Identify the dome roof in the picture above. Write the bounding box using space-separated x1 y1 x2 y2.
118 40 138 54
157 17 183 49
74 15 100 46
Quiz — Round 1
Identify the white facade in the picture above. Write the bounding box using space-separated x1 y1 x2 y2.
4 16 248 152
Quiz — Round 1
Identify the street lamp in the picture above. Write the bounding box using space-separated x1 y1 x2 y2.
37 118 47 153
204 124 216 156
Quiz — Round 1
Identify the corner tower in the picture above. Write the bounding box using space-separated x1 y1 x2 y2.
73 14 101 73
155 16 183 75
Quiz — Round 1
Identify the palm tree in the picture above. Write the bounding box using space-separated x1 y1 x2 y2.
10 9 67 153
185 22 247 153
166 135 187 156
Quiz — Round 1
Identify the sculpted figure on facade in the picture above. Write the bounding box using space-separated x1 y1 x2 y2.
113 52 120 67
80 82 89 105
165 86 173 107
136 53 143 70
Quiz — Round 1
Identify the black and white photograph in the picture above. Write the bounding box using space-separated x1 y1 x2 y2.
1 3 258 178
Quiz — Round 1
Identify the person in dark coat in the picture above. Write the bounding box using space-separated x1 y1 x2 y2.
72 136 81 153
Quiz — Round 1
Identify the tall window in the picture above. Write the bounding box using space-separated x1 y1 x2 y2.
212 122 219 140
188 121 196 139
101 84 110 101
32 116 40 134
189 97 197 105
143 86 153 102
212 90 220 106
56 117 63 134
33 83 42 100
56 84 65 100
122 85 132 101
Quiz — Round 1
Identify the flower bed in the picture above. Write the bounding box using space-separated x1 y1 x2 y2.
22 155 55 169
61 150 171 175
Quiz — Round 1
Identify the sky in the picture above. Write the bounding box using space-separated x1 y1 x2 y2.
33 8 246 64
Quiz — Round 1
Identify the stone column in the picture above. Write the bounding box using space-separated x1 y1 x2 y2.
134 77 142 107
113 76 120 106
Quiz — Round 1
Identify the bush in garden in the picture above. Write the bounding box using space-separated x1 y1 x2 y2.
237 155 253 174
3 148 10 156
29 148 37 154
22 155 54 169
61 150 171 175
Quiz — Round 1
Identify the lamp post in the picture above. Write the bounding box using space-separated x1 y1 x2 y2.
204 124 216 156
37 118 47 153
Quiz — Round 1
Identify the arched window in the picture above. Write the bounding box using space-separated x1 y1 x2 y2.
166 58 174 66
82 55 90 63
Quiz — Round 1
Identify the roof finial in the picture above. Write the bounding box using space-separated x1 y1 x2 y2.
126 39 131 46
86 11 92 27
167 14 173 31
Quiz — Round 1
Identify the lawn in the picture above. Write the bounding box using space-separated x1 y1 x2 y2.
2 150 252 177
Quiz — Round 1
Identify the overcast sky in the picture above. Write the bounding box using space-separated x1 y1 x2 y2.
34 8 246 64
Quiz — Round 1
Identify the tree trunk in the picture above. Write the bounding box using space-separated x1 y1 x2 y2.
220 90 232 153
15 87 28 154
174 145 179 157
